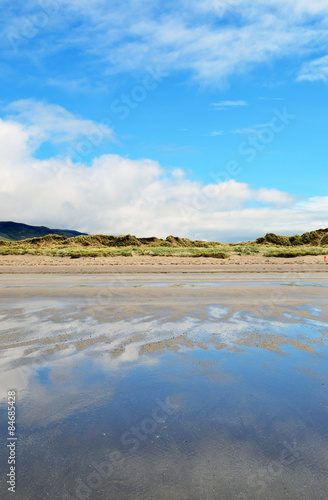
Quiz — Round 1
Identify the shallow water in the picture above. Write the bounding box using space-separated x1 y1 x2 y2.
0 276 327 499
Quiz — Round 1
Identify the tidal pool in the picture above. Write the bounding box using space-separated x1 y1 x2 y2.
0 275 327 499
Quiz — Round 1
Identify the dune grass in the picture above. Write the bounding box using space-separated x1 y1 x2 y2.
0 245 231 259
263 248 328 258
0 234 327 259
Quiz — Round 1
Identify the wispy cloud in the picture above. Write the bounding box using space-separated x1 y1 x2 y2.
200 130 225 137
297 55 328 82
231 123 273 134
258 97 285 101
212 100 248 109
231 127 257 135
211 131 224 136
2 1 328 86
47 77 107 93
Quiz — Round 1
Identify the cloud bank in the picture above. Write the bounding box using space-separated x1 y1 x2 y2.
0 101 327 242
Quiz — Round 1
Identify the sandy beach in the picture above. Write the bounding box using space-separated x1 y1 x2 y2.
0 253 328 274
1 250 327 500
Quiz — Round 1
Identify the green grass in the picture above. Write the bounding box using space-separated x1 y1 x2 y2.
263 247 328 258
0 242 326 258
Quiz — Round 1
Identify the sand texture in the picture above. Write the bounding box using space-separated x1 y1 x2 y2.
1 253 328 274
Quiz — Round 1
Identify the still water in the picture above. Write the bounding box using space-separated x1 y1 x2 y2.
0 275 327 499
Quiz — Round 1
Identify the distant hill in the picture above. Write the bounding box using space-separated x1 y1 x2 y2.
0 221 88 241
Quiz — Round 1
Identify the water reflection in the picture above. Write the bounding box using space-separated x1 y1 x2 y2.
0 279 327 499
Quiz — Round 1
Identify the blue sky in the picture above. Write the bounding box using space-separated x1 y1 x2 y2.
0 0 327 241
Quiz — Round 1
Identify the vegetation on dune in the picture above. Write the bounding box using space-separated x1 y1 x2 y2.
0 229 327 257
263 248 327 258
256 228 328 247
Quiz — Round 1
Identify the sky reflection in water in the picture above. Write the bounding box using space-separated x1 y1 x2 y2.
0 279 327 499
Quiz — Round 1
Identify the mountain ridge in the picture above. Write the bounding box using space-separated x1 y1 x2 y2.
0 221 87 241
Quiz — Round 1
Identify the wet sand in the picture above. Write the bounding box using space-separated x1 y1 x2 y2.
0 274 327 499
0 273 327 360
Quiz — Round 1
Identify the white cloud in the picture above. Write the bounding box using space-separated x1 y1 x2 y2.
0 118 31 162
2 1 328 85
210 131 224 136
0 102 326 242
231 128 257 135
231 123 273 134
4 99 115 151
295 196 328 212
297 55 328 82
258 97 285 101
212 100 248 109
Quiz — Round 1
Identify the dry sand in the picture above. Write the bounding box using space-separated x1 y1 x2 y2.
1 253 328 274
